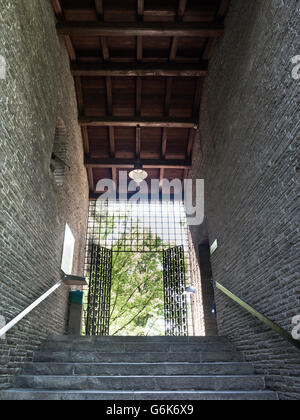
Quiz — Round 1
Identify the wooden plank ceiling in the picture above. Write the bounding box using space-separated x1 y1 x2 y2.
52 0 230 197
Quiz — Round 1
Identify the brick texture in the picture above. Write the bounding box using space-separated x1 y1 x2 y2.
0 0 89 389
190 0 300 400
188 226 218 337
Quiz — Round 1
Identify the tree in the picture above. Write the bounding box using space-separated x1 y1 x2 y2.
84 212 167 336
109 232 165 336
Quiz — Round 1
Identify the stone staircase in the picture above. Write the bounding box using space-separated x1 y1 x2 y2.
1 336 277 400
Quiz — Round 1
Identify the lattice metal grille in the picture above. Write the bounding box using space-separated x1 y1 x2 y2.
84 200 191 336
85 245 112 336
86 200 187 253
163 246 188 336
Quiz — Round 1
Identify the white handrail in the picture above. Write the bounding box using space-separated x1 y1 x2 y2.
0 281 63 339
0 272 87 339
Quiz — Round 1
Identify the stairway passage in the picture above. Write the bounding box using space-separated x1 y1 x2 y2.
1 336 278 400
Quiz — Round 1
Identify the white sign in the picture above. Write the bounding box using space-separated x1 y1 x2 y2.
61 225 75 275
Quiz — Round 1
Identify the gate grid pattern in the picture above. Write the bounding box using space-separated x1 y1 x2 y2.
85 245 112 336
163 246 188 336
84 200 189 336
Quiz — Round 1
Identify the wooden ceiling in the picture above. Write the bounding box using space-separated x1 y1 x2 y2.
51 0 230 196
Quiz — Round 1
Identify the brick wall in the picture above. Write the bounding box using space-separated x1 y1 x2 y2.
190 0 300 400
0 0 89 389
188 226 218 337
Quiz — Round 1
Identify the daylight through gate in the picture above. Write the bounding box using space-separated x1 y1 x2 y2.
163 246 188 336
84 199 190 336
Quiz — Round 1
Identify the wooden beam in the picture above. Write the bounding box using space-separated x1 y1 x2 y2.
101 30 114 164
160 168 165 189
87 168 95 192
71 62 208 77
51 0 63 18
178 0 188 19
202 38 217 61
95 0 104 18
143 7 176 19
137 1 144 65
105 77 113 115
136 77 142 115
193 77 203 118
136 126 141 159
74 76 84 115
161 128 168 158
101 37 110 61
187 129 196 158
112 167 117 188
109 127 115 158
82 126 89 154
165 79 173 115
85 158 192 170
137 0 144 18
57 21 224 37
78 116 198 129
137 37 143 61
64 36 76 61
184 168 190 179
169 37 179 61
217 0 231 19
169 0 187 64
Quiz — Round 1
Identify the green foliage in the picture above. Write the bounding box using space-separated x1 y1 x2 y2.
84 212 167 336
109 247 165 336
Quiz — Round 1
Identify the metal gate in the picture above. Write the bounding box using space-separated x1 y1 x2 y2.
86 245 113 336
163 246 188 336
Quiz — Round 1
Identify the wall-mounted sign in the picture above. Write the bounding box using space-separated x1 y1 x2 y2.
61 224 75 275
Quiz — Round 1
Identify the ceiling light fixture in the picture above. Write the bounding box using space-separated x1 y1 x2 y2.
129 160 148 184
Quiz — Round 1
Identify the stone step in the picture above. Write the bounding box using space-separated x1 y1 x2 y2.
46 335 232 344
15 374 266 391
34 351 244 364
1 389 278 400
39 341 236 353
23 362 255 377
2 335 277 401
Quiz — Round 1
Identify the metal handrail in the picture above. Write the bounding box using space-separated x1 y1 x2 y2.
216 281 300 351
0 272 86 339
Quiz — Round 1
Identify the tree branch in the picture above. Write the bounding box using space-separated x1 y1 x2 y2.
112 294 154 335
